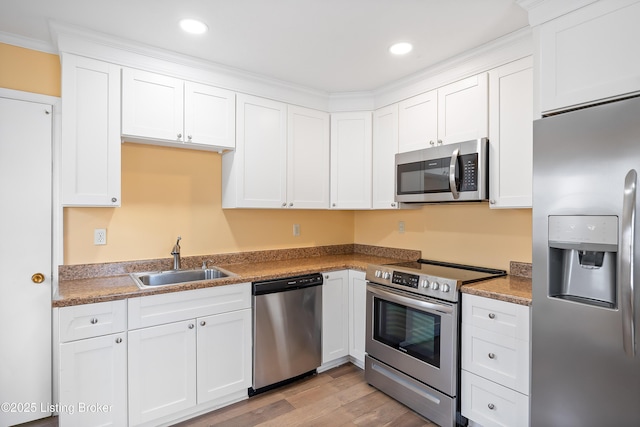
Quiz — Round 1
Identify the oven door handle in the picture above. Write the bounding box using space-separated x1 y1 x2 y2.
367 284 454 314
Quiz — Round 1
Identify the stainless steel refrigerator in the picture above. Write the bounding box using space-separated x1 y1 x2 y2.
532 96 640 426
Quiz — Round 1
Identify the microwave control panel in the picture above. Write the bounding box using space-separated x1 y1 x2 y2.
460 153 478 192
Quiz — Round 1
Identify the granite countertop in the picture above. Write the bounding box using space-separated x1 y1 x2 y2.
54 245 420 307
460 261 532 306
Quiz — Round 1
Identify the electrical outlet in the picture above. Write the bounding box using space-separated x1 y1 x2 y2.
293 224 300 237
94 228 107 245
398 221 405 234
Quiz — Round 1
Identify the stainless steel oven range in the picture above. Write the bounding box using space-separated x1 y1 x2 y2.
365 259 505 427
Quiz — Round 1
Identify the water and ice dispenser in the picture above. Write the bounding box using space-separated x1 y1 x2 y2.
548 215 618 309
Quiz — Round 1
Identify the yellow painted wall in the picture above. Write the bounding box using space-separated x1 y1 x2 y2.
64 143 354 263
0 43 60 96
355 206 531 271
2 42 532 268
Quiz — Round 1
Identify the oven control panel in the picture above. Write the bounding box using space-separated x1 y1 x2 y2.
366 265 459 302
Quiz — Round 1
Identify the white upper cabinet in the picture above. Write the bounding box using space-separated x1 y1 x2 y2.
330 111 373 209
398 89 437 153
61 54 121 207
398 73 488 153
372 104 399 209
121 68 235 151
287 105 330 209
488 57 534 209
538 0 640 113
222 94 288 208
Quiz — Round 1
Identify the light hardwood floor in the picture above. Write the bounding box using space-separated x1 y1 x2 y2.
17 363 437 427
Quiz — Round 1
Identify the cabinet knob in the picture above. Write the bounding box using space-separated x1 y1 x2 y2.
31 273 45 284
488 313 496 319
177 133 182 140
188 324 195 329
325 275 329 279
332 203 336 207
488 403 495 410
429 140 435 146
489 199 496 205
282 202 287 207
289 202 293 207
188 135 192 141
90 318 98 324
437 139 443 145
200 321 206 326
115 337 122 344
111 197 118 203
391 203 396 207
488 352 496 359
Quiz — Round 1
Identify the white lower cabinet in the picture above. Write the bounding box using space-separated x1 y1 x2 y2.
348 270 367 367
461 293 531 427
322 270 350 363
57 300 128 427
59 332 128 427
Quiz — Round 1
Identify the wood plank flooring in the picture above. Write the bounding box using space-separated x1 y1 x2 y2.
173 363 437 427
16 363 437 427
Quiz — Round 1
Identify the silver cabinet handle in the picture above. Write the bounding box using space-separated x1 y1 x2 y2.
200 321 206 326
115 337 122 344
488 353 496 359
621 169 637 357
449 148 460 200
188 324 194 329
488 403 495 410
90 318 98 324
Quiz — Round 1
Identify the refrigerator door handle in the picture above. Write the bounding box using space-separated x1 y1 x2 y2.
449 148 460 199
621 169 637 357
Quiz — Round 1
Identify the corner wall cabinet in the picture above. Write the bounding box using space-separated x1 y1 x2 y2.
372 104 399 209
398 73 488 153
121 68 235 151
488 57 534 209
61 53 121 206
223 95 329 209
461 293 531 427
330 112 372 209
57 300 128 427
537 0 640 113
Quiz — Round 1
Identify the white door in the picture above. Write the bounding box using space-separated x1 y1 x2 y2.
398 90 438 153
322 271 350 363
0 96 52 426
372 104 399 209
437 73 488 145
348 271 367 366
184 82 235 149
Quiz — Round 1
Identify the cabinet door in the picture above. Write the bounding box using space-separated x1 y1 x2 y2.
330 112 372 209
348 271 367 366
437 73 488 145
121 68 184 143
398 90 437 153
61 54 121 206
287 105 330 209
539 0 640 113
59 333 127 427
322 270 350 363
231 94 287 208
128 320 197 426
489 57 534 209
196 309 251 403
184 82 235 149
372 104 399 209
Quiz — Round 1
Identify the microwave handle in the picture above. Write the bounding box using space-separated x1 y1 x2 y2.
449 148 460 199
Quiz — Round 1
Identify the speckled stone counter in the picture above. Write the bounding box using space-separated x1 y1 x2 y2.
54 245 420 307
460 261 532 306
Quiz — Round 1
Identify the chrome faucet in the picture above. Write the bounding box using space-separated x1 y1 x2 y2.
171 236 181 270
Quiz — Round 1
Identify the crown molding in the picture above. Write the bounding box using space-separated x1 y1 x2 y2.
0 30 57 54
516 0 598 26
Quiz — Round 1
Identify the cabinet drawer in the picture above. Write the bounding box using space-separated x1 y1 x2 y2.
128 283 251 329
462 370 529 427
462 293 530 340
462 323 529 394
59 300 127 342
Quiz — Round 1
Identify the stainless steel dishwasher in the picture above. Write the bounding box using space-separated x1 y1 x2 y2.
249 273 323 396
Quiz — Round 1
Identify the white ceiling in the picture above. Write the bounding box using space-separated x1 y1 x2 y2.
0 0 529 93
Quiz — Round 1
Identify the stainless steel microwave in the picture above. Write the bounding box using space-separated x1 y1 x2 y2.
395 138 489 203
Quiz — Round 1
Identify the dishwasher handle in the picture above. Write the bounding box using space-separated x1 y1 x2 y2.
252 273 323 296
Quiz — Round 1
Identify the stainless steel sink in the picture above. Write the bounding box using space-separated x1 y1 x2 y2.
130 267 236 288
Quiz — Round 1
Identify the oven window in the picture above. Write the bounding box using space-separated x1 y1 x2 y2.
373 297 441 367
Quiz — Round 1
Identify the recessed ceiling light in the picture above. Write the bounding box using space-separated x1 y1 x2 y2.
179 18 208 35
389 42 413 55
